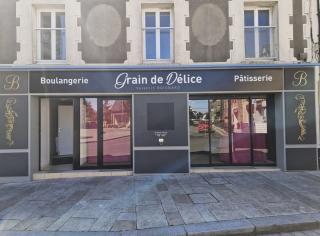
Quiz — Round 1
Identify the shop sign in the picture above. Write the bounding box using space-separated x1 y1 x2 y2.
0 96 28 149
0 72 28 94
30 69 283 93
4 97 18 146
284 68 315 90
114 72 203 89
285 91 316 145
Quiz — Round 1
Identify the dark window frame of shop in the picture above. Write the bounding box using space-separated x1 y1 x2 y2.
189 94 276 167
38 96 133 171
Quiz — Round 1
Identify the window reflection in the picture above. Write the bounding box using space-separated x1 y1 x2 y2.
190 97 275 166
231 99 251 164
80 98 98 167
244 9 274 58
210 99 230 164
103 99 131 166
144 11 172 60
41 30 51 60
189 100 210 165
252 98 269 164
38 11 66 61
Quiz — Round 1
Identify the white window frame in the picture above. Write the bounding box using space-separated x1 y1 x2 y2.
142 8 174 63
36 8 66 63
244 7 276 59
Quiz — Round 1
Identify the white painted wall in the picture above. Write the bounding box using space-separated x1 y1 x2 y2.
229 0 245 63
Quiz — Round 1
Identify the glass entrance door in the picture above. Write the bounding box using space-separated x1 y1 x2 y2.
80 98 98 167
189 100 210 165
102 99 131 167
231 98 251 164
77 97 132 169
210 99 230 165
189 99 231 165
251 98 274 164
189 95 275 166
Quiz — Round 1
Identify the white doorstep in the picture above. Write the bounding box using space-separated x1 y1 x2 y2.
191 167 281 173
33 170 133 180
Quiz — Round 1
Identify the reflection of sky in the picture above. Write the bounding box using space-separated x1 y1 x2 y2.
189 100 208 113
86 98 97 111
83 99 122 112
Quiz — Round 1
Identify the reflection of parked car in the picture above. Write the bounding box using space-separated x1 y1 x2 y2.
197 119 209 133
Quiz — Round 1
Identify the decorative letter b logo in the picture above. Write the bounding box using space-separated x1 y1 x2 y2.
4 74 20 90
292 71 308 87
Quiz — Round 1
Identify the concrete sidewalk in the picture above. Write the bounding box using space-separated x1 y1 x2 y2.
1 171 320 235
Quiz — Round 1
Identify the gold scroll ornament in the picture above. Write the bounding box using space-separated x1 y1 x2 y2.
4 98 18 146
294 94 306 142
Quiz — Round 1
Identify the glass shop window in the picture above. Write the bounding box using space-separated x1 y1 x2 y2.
244 8 277 59
143 9 173 61
36 9 66 62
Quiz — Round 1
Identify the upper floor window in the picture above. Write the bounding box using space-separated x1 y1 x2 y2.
142 10 173 62
244 8 277 59
36 9 66 62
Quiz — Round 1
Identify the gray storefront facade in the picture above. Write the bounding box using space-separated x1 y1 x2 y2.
0 64 319 181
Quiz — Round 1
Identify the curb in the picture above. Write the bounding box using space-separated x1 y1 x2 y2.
1 213 320 236
249 213 320 235
183 213 320 236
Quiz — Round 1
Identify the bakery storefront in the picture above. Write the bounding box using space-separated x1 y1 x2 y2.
0 65 318 181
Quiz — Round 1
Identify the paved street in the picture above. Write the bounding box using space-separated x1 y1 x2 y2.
1 171 320 234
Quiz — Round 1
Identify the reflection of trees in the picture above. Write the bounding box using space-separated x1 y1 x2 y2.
189 106 204 120
189 106 195 119
103 101 112 125
210 100 228 131
80 99 97 129
85 100 97 122
103 100 131 128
